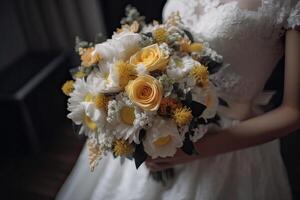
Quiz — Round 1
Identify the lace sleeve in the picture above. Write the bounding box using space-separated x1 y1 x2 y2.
286 1 300 29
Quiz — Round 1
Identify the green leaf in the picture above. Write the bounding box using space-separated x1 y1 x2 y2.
183 29 194 43
173 83 184 98
181 133 197 155
201 56 222 74
185 91 193 105
183 101 206 117
139 129 146 142
207 114 221 126
133 143 147 169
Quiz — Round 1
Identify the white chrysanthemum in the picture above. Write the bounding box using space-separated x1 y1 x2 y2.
107 93 154 144
90 63 122 93
143 117 183 158
93 31 141 62
192 83 219 120
166 56 197 80
190 124 208 142
67 78 108 137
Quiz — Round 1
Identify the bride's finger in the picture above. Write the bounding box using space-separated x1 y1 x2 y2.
151 163 173 172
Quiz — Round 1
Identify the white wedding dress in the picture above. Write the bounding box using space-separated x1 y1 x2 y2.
56 0 300 199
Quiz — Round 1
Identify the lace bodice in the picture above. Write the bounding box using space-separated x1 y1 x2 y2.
163 0 300 119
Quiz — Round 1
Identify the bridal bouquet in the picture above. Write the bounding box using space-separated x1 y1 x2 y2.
62 6 227 181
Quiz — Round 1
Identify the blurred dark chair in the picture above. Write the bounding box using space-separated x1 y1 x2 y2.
0 51 71 156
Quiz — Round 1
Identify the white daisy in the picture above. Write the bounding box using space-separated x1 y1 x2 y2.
107 93 154 144
166 56 198 80
143 117 183 158
67 77 108 138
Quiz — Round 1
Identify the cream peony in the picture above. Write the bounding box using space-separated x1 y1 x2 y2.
143 117 183 158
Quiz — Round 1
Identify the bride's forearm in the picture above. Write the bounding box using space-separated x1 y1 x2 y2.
194 105 300 157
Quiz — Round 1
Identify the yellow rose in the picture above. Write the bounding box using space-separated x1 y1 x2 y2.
126 75 163 111
129 44 169 72
81 47 101 67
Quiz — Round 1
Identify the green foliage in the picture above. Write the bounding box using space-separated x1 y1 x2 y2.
201 56 223 74
74 36 93 53
121 5 145 26
181 133 197 155
183 29 194 43
133 143 147 169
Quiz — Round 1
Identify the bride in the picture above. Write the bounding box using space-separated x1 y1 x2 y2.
56 0 300 199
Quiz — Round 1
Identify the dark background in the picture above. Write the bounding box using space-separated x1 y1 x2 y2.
0 0 299 199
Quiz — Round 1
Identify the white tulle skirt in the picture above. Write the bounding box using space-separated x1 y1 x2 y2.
56 139 291 200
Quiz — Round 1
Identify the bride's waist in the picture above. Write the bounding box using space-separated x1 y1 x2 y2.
218 102 255 121
218 91 275 121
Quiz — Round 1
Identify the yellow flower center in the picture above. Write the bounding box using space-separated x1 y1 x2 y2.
113 139 135 157
154 135 172 146
84 115 97 130
120 106 135 125
94 94 108 109
84 93 108 110
84 93 94 102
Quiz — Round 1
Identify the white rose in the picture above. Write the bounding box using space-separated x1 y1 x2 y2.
143 117 183 158
94 31 141 62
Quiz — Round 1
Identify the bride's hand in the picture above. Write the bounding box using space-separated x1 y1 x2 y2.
145 149 200 171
